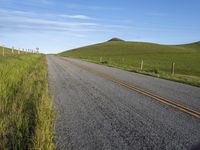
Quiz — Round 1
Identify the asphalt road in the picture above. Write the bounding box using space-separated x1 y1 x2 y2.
47 55 200 150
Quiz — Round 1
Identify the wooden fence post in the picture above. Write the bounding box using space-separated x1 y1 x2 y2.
100 57 102 62
171 62 175 75
140 60 144 70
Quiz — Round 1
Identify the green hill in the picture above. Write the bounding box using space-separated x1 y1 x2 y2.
59 39 200 86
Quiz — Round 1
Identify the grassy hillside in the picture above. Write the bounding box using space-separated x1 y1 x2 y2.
0 54 55 149
60 40 200 86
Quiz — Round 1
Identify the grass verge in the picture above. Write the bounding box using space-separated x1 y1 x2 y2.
0 54 55 149
71 57 200 87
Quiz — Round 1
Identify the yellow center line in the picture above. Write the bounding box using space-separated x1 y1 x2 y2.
66 59 200 119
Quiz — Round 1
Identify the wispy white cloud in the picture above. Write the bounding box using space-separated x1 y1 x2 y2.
0 8 132 34
0 8 100 33
0 9 92 20
0 7 139 39
60 15 92 20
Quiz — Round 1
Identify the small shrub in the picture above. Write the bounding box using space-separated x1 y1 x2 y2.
147 68 159 74
101 61 108 64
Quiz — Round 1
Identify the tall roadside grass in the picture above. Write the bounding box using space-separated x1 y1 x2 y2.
0 54 55 149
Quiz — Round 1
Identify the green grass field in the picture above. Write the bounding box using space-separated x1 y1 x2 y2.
60 39 200 86
0 54 55 149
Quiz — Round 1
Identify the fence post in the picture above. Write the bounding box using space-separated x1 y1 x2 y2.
171 62 175 75
100 57 102 62
140 60 144 70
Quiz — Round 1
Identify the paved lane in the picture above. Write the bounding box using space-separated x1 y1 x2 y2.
47 55 200 150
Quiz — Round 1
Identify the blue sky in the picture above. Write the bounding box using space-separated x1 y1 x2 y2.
0 0 200 53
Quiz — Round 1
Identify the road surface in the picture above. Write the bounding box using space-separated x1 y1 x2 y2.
47 55 200 150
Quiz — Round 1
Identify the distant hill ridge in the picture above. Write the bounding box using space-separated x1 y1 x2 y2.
61 38 200 54
60 38 200 54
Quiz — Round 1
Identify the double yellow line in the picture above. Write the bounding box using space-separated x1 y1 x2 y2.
66 59 200 119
